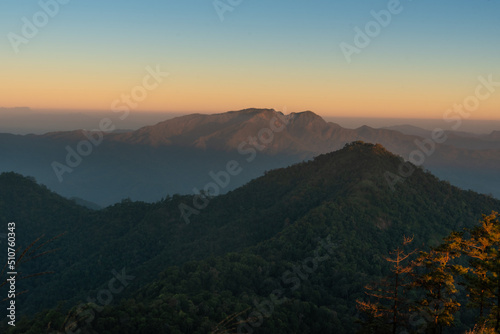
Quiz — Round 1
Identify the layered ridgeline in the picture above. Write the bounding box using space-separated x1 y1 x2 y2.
0 108 499 206
1 142 499 333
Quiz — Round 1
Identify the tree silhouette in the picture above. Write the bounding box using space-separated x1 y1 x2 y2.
460 212 500 331
356 235 416 334
412 233 464 334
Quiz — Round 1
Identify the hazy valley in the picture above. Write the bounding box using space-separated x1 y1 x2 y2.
1 108 499 207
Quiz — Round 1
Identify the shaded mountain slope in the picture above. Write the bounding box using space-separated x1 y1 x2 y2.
2 142 499 333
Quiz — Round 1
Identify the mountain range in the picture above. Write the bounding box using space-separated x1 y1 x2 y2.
0 108 499 206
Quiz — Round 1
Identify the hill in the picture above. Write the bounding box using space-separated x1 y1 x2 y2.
1 142 499 333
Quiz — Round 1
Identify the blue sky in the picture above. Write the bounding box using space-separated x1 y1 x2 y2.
0 0 499 118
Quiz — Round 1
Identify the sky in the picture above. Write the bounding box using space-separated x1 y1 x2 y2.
0 0 499 119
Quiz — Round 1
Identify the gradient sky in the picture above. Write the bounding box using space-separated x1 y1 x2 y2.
0 0 499 119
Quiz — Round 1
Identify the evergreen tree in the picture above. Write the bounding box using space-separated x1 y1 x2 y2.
412 233 464 334
356 236 416 334
461 219 493 325
461 212 500 331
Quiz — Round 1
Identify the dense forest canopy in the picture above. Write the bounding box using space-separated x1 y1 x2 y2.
1 142 499 333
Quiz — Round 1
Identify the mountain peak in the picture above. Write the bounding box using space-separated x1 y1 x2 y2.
312 141 400 174
289 110 322 120
227 108 276 115
105 109 413 158
342 140 390 154
109 108 330 150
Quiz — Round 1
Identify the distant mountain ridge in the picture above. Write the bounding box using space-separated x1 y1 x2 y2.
29 108 500 160
39 108 427 158
0 108 499 205
385 124 500 150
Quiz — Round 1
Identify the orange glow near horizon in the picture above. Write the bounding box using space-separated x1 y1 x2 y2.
2 79 498 120
2 1 499 121
1 56 499 120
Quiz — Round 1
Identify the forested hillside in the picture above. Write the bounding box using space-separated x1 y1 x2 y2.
1 142 499 333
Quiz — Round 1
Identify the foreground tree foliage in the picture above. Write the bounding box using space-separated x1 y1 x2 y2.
357 211 500 333
462 212 500 331
356 236 415 334
412 235 464 334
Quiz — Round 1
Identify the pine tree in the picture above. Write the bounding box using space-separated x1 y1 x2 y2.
461 212 500 331
461 218 495 326
412 233 464 334
356 236 416 334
